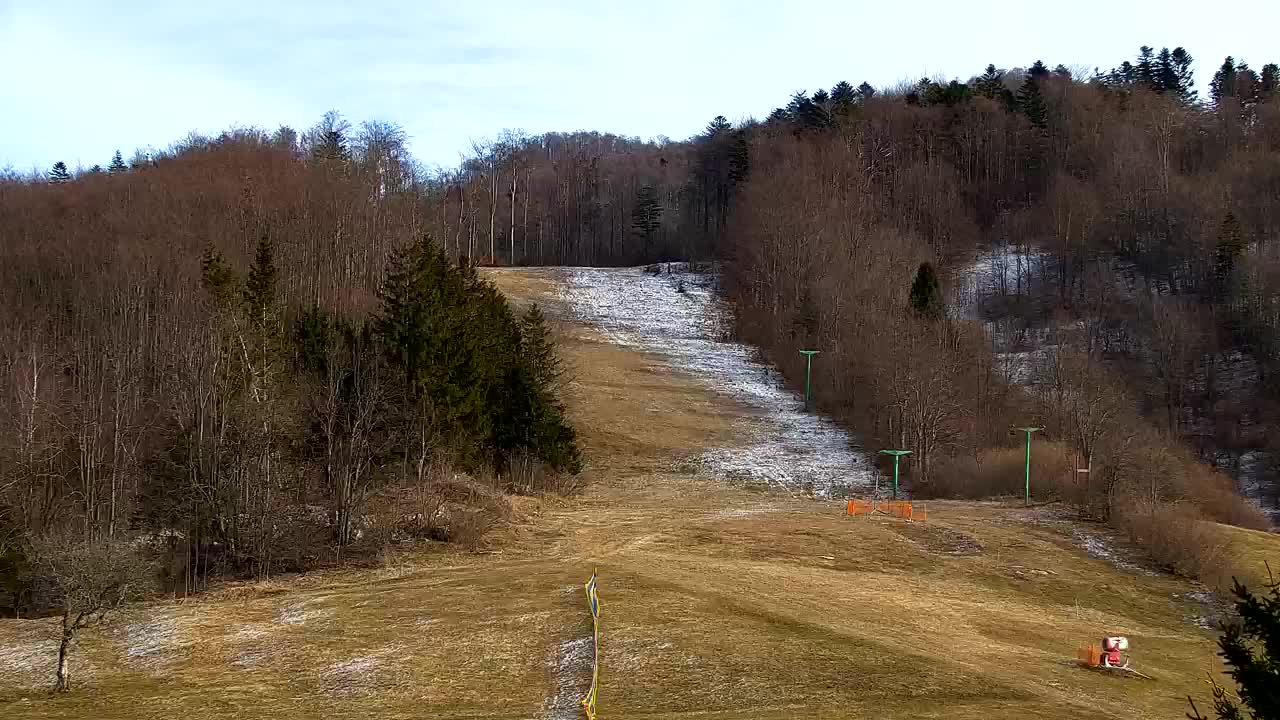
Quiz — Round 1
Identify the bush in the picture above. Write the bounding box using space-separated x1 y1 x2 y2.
922 442 1074 499
1114 496 1233 590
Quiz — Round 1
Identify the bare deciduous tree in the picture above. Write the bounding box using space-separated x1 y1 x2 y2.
30 535 154 691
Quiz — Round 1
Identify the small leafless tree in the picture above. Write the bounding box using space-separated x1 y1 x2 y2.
30 534 155 691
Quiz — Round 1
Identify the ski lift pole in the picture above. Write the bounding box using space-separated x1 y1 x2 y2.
799 350 819 411
1014 426 1043 506
879 449 912 501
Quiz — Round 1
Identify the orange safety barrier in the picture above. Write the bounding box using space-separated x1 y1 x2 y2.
1077 643 1101 667
846 499 874 517
846 499 925 521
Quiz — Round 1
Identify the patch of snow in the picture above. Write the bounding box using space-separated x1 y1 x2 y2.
321 642 405 696
0 635 57 685
1071 529 1158 576
121 615 186 668
561 266 875 497
543 636 594 720
1237 451 1280 525
277 598 334 626
1176 590 1225 630
705 505 781 520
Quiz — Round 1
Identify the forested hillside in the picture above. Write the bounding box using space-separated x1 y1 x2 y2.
0 133 580 615
4 44 1279 612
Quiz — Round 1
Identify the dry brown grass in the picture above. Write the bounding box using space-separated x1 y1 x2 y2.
0 267 1276 720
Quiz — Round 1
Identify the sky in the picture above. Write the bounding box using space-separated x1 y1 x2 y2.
2 0 1277 173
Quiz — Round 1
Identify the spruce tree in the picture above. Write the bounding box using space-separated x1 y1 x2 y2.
1261 64 1279 100
631 186 663 255
811 88 830 107
1028 60 1050 79
1212 57 1239 105
87 165 103 174
1171 47 1198 102
1136 46 1156 89
1215 212 1245 301
1188 575 1280 720
909 262 944 319
704 115 732 138
1017 76 1048 129
830 81 856 110
976 65 1004 99
855 82 876 102
1155 48 1179 94
48 161 71 184
108 150 127 174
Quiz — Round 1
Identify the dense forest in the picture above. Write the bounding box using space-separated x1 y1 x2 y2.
4 44 1280 615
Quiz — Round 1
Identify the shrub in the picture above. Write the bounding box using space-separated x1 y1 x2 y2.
922 441 1074 500
1114 496 1234 590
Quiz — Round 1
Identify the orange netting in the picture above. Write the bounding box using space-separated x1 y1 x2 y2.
1077 643 1101 667
846 500 924 521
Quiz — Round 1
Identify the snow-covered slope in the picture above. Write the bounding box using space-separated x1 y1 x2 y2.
561 265 875 497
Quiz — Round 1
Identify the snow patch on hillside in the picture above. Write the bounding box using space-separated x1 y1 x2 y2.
561 265 875 497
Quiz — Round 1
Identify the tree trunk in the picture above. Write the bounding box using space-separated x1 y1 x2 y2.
55 618 73 692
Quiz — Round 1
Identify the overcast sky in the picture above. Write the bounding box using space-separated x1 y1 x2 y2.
1 0 1276 173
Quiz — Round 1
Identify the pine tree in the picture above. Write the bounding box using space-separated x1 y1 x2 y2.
631 186 663 255
1017 76 1048 129
48 161 71 184
728 129 750 186
1028 60 1050 79
1136 46 1156 89
976 64 1004 99
243 234 278 337
1171 47 1198 102
855 82 876 102
87 165 103 174
500 304 581 474
1155 47 1179 94
909 262 944 319
1187 575 1280 720
108 150 127 174
830 80 856 111
705 115 732 137
1215 212 1245 301
1052 64 1072 79
811 88 830 107
1211 57 1239 105
1262 64 1280 99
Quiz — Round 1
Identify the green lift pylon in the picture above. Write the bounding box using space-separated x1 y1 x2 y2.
799 350 819 411
878 449 912 500
1014 426 1043 506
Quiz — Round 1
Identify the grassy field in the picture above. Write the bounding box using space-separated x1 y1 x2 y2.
1 267 1276 719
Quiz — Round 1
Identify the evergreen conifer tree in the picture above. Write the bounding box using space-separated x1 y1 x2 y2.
1188 575 1280 720
108 150 127 174
87 165 103 174
830 81 856 110
1017 76 1048 129
1028 60 1050 79
811 88 830 107
631 186 663 255
1212 57 1239 105
1136 46 1156 89
1171 47 1198 102
507 304 580 474
976 64 1004 99
48 162 71 184
1262 64 1280 99
909 262 944 319
855 82 876 102
1215 212 1245 301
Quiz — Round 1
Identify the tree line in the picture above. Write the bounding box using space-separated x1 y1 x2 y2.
0 127 580 624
